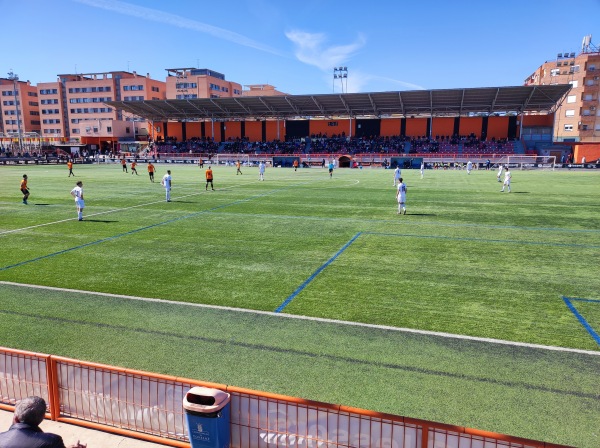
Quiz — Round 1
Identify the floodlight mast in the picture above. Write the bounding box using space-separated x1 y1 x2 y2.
7 70 23 154
333 67 348 93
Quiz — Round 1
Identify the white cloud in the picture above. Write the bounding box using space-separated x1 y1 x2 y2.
286 30 366 72
74 0 284 56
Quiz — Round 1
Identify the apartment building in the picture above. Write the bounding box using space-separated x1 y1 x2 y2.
242 84 287 97
36 71 166 151
525 47 600 143
0 75 41 151
165 68 242 99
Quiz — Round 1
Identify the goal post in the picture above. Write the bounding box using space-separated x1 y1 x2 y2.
497 155 556 171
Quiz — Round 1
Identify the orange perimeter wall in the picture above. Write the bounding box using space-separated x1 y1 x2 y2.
487 117 509 139
574 143 600 163
266 120 285 141
309 119 352 137
405 118 428 137
186 122 201 139
431 117 455 137
380 119 401 137
522 115 554 127
245 121 262 141
224 121 242 141
459 117 482 137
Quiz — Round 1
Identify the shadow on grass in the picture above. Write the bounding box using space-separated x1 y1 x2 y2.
33 204 51 206
82 219 118 223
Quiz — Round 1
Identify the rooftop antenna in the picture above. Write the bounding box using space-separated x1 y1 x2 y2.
581 34 597 53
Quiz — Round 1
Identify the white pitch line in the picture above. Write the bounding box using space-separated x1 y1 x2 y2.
2 281 598 357
0 179 261 236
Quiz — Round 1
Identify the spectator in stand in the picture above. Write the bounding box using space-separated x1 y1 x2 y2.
0 396 86 447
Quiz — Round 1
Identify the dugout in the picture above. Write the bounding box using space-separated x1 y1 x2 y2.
391 157 423 169
273 156 300 168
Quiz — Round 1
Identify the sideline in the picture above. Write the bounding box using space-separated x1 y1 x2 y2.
2 281 598 357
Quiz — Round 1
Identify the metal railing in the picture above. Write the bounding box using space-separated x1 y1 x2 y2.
0 347 568 448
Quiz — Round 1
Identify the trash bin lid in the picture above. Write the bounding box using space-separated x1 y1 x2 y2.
183 386 230 413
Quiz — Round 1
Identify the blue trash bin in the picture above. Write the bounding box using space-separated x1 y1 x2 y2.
183 387 231 448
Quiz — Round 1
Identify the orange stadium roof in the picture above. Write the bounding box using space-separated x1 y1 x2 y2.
106 85 570 121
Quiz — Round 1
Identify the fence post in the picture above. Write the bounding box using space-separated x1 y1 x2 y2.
46 356 61 421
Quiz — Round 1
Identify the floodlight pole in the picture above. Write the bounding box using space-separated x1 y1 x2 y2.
7 70 23 154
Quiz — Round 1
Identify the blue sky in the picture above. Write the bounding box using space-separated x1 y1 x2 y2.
2 0 599 94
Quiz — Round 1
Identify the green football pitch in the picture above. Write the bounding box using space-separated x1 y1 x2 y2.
0 163 599 446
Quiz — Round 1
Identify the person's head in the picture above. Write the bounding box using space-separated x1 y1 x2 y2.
208 166 211 169
76 181 83 187
14 396 46 426
23 174 27 179
399 177 403 183
167 170 171 174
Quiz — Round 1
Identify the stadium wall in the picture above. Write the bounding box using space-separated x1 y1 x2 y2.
431 117 455 137
153 116 555 143
574 143 600 163
0 346 569 448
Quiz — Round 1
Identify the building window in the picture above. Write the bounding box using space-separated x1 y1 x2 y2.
566 95 576 103
569 80 578 88
550 68 560 76
565 110 575 117
107 127 112 132
72 129 80 134
564 124 573 131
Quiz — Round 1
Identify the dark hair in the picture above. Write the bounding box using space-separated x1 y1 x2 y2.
14 396 46 426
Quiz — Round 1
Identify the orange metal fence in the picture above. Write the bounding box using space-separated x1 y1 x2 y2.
0 347 569 448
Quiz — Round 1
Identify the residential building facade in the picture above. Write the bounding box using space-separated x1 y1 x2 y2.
165 68 242 100
0 76 40 151
525 49 600 143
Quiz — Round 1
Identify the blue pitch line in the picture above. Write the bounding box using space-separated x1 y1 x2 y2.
275 232 362 313
363 231 600 249
0 187 290 273
562 296 600 347
569 298 600 303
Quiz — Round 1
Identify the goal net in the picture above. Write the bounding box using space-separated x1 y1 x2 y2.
497 155 556 171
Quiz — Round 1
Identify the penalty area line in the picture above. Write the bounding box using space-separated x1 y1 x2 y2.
2 281 598 357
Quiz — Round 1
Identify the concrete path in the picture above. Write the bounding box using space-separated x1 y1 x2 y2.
0 409 174 447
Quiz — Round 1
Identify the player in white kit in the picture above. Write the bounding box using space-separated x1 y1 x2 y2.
161 170 172 202
393 166 401 186
396 177 407 215
500 169 511 192
420 161 424 179
497 164 504 182
258 161 265 181
70 181 85 221
466 160 473 174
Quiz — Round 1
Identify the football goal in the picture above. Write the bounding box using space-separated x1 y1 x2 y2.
497 155 556 170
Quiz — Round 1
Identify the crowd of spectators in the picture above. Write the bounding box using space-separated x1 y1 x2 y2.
408 134 515 154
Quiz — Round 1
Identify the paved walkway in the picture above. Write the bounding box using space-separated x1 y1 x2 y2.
0 409 174 447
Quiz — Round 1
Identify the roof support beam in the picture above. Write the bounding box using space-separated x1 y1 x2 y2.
368 94 379 116
311 96 326 115
285 97 301 115
490 88 500 113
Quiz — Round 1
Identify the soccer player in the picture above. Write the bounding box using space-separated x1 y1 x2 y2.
293 159 299 172
147 162 155 182
121 157 128 173
420 161 425 179
161 170 172 202
131 161 139 175
328 161 334 178
258 161 265 181
205 166 214 190
396 177 407 215
70 181 85 221
236 160 242 175
496 164 504 182
20 175 30 205
67 160 75 177
393 166 401 186
500 168 511 193
466 160 473 175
